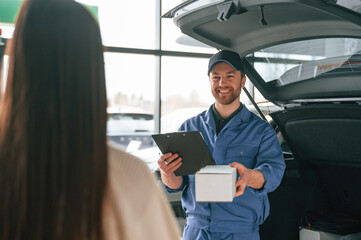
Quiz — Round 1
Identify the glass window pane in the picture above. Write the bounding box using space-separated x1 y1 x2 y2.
161 56 212 132
99 0 156 49
254 88 266 103
246 38 361 87
104 52 156 152
253 62 298 84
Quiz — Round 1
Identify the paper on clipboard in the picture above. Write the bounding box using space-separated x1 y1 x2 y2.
152 131 216 176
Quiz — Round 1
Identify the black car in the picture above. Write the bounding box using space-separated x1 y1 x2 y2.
165 0 361 239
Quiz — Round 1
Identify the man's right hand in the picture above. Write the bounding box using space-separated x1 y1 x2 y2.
158 153 183 190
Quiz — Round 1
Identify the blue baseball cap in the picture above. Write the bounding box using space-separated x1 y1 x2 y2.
208 50 243 75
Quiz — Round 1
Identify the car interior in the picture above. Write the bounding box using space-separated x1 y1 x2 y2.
261 104 361 239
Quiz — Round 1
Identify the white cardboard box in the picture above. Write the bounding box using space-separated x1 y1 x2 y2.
195 165 236 202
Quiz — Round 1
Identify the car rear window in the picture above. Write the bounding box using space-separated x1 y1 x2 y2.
246 37 361 87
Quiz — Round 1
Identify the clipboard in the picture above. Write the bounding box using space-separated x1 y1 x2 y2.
152 131 216 176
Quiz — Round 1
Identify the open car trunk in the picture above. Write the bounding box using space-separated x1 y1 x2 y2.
260 104 361 239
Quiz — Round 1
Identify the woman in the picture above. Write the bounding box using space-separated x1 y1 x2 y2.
0 0 180 239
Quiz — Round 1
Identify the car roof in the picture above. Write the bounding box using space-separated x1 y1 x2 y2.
166 0 361 105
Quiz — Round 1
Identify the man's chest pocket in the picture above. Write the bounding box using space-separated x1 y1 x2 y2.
225 144 258 168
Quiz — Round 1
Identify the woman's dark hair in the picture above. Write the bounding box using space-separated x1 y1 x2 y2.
0 0 108 239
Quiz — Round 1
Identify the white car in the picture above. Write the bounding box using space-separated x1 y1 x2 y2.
107 107 154 151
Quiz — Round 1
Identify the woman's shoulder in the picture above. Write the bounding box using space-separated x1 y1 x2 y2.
104 142 158 235
104 142 181 240
107 142 148 169
107 141 156 188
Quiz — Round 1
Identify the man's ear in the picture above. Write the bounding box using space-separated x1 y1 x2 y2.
241 75 246 88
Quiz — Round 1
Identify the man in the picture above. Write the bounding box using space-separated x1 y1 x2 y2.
158 50 285 240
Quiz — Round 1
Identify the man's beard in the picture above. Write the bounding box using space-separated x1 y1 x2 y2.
212 87 241 105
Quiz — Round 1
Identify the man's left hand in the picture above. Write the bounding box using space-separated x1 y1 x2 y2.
230 162 265 197
229 162 251 197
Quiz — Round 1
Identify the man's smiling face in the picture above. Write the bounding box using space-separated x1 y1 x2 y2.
209 62 246 106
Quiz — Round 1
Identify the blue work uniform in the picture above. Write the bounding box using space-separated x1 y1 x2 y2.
165 104 285 240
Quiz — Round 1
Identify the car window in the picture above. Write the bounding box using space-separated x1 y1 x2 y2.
246 38 361 87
